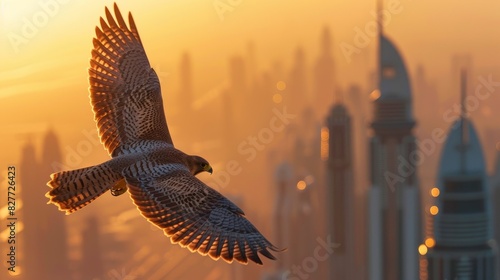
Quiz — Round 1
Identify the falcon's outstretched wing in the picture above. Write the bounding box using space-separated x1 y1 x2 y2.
124 168 281 265
89 3 173 157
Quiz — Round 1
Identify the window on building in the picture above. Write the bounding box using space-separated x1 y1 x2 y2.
444 178 482 193
442 199 484 214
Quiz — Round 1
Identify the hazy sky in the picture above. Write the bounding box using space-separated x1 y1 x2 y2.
2 0 500 165
3 1 500 279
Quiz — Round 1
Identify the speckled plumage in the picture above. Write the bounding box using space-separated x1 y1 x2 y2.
46 3 280 265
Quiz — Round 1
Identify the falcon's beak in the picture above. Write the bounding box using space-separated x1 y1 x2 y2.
204 164 213 174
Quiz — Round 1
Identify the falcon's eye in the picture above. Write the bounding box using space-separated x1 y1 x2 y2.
200 163 207 168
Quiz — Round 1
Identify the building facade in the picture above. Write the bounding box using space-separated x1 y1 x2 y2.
367 30 421 280
426 114 497 279
326 103 356 279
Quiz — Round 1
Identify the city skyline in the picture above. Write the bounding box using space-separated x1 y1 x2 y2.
3 1 500 279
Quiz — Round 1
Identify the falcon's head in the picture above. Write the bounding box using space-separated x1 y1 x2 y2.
187 155 213 176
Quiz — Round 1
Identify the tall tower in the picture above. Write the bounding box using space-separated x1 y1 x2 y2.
326 103 355 279
426 72 497 280
492 150 500 271
20 130 71 280
283 130 322 279
19 140 46 280
81 216 104 280
287 47 308 114
313 26 335 116
40 130 70 279
273 163 293 270
262 163 294 280
345 84 369 280
367 11 421 280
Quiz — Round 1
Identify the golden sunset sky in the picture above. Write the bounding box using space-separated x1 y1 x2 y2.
2 0 500 166
2 1 500 279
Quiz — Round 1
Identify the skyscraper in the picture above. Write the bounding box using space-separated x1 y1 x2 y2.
345 84 369 280
262 163 294 280
492 151 500 272
81 216 105 280
313 26 335 117
19 129 71 280
273 162 294 271
426 73 497 280
450 54 473 102
367 24 421 280
19 140 45 280
325 103 355 279
287 47 308 114
40 130 71 279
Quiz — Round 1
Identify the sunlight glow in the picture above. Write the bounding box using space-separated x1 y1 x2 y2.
1 0 25 27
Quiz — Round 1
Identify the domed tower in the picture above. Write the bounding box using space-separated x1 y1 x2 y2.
367 4 421 280
426 72 497 280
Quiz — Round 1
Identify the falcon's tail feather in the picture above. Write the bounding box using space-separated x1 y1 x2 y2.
46 162 122 214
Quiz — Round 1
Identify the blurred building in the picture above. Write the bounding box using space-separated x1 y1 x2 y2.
450 54 474 102
40 130 71 279
19 130 71 280
367 28 421 280
325 102 356 279
263 163 294 280
413 64 441 201
287 47 308 114
426 75 497 280
291 131 322 278
80 216 104 280
313 26 335 117
264 111 324 279
492 151 500 273
19 141 41 280
341 83 369 280
273 162 294 271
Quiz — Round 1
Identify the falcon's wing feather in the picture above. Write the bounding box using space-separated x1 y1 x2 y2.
124 168 281 265
89 3 173 157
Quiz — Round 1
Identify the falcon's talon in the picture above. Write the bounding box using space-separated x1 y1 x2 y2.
111 179 127 196
110 187 127 196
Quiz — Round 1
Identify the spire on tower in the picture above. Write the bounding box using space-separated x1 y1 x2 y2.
459 69 469 173
377 0 383 35
431 70 496 280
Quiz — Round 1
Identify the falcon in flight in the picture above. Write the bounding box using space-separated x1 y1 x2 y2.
46 3 280 265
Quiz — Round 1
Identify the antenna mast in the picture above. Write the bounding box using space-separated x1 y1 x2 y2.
460 69 468 173
377 0 383 34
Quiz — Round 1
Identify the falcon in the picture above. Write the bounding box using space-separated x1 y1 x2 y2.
46 3 280 265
